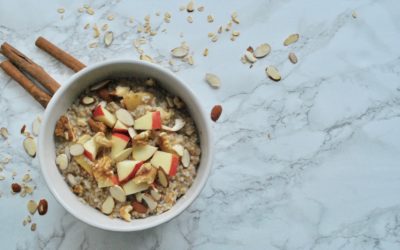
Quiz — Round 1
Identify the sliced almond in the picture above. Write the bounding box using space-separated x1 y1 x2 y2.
157 168 169 188
142 194 157 210
90 80 111 91
101 196 115 215
114 86 130 97
205 73 220 88
32 117 41 136
186 0 194 12
244 51 257 63
69 144 84 156
207 15 214 23
266 66 281 81
140 54 153 63
283 33 299 46
27 200 37 215
128 127 137 138
0 127 8 139
203 48 208 57
104 31 113 47
115 109 134 126
56 154 69 170
132 201 148 213
150 189 162 201
187 15 193 23
93 24 100 38
231 11 240 24
81 96 95 105
172 144 184 156
288 52 298 64
113 147 133 162
211 105 222 122
23 137 36 157
171 47 189 58
162 119 185 132
37 199 48 215
254 43 271 58
109 185 126 202
182 149 190 168
135 192 143 202
119 205 133 221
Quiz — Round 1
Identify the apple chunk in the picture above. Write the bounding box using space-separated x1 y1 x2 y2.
110 133 130 159
123 91 154 111
83 138 97 161
97 175 119 188
92 105 117 128
113 120 129 133
134 111 161 130
132 144 158 161
150 151 179 176
116 160 143 184
122 179 149 195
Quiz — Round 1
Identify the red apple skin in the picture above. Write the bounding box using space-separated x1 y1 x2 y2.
112 128 129 134
169 154 179 176
110 175 119 185
112 133 130 142
119 161 143 185
83 150 94 161
92 105 105 117
152 111 162 129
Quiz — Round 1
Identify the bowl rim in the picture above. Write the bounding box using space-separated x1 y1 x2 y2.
38 59 213 231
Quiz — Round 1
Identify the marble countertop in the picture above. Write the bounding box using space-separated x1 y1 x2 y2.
1 0 400 249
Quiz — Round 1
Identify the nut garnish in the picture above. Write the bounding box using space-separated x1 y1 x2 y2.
11 183 21 193
57 8 65 14
142 194 157 210
254 43 271 58
171 47 189 58
101 196 115 215
244 51 257 63
211 105 222 122
205 73 221 88
157 168 169 187
162 119 185 132
31 223 37 231
69 144 84 156
88 118 107 133
283 33 299 46
119 205 133 221
132 201 147 213
182 149 190 168
37 199 48 215
128 128 137 138
23 137 36 157
81 96 95 105
115 109 134 126
172 144 184 156
231 11 240 24
186 0 194 12
140 54 153 63
55 115 75 141
93 24 100 38
288 52 298 64
265 66 281 81
32 117 41 136
150 189 162 201
0 127 9 139
207 15 214 23
104 31 113 47
109 185 126 202
211 34 218 42
203 48 208 57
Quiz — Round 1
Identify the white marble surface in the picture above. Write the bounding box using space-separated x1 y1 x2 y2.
1 0 400 249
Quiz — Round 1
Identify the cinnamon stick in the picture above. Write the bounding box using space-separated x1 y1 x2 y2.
1 42 60 95
35 37 86 72
0 60 51 107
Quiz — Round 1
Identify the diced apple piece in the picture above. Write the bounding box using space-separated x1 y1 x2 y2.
73 155 93 175
83 138 97 161
113 148 133 163
110 133 130 159
116 160 143 184
122 179 149 195
150 151 179 176
97 175 119 188
132 144 158 161
123 91 154 111
134 111 161 130
113 120 129 133
92 104 117 128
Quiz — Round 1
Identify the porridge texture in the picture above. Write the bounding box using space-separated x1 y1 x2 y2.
54 78 201 221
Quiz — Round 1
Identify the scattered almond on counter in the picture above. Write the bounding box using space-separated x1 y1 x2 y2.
37 199 48 215
11 183 21 193
265 66 281 81
211 105 222 122
288 52 298 64
205 73 220 89
283 33 299 46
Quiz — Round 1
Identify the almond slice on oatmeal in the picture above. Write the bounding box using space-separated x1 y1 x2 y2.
142 194 157 210
150 189 162 201
162 119 185 132
265 66 281 81
101 196 115 215
172 144 184 156
56 154 69 170
128 127 137 138
109 185 126 202
81 96 95 105
69 144 84 156
181 149 190 168
115 108 134 126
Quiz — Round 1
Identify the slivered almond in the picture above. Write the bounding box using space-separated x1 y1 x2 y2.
283 33 299 46
109 185 126 202
244 51 257 63
23 137 36 157
172 144 184 156
0 127 8 139
56 154 69 170
81 96 95 105
142 194 157 210
182 149 190 168
157 168 169 187
69 144 84 156
288 52 298 64
140 54 153 63
135 192 143 202
132 201 147 213
171 47 189 58
254 43 271 58
205 73 220 88
150 189 162 201
32 117 41 136
90 80 111 91
27 200 37 215
101 196 115 215
115 109 134 126
162 119 185 132
37 199 48 215
266 66 281 81
104 31 113 47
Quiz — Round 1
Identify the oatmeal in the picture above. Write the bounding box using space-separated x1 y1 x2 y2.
54 78 201 221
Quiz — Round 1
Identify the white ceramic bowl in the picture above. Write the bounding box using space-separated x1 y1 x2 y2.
38 59 213 231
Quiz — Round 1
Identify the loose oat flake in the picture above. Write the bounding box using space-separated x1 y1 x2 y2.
265 66 281 81
205 73 221 88
283 33 299 46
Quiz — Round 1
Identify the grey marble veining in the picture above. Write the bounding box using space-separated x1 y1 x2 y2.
1 0 400 249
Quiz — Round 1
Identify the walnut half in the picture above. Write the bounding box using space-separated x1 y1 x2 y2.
55 115 76 141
